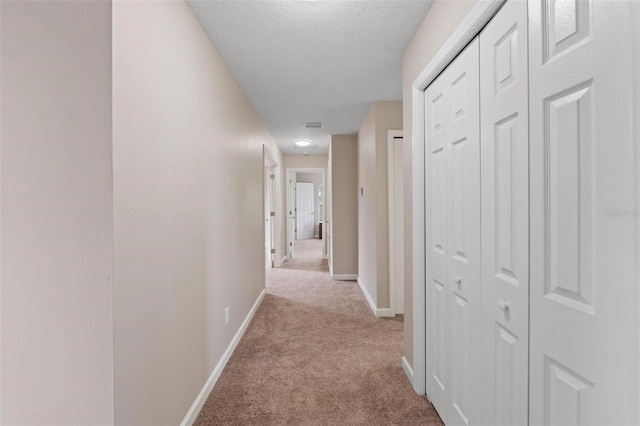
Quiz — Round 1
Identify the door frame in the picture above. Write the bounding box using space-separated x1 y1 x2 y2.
409 0 505 395
264 146 280 268
387 130 404 316
286 167 327 260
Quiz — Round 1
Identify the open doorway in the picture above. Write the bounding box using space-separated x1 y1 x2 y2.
264 147 278 268
286 168 326 262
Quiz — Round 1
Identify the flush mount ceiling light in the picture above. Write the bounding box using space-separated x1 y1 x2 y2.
294 139 312 147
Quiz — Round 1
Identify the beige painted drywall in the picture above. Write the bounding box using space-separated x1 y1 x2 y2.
1 1 114 424
329 135 358 276
113 1 283 424
402 0 477 367
358 107 378 301
296 172 323 236
284 154 328 170
357 101 402 310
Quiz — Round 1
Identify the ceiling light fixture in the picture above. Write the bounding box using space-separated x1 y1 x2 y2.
294 139 312 147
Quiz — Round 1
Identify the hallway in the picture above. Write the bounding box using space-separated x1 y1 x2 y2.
194 239 442 425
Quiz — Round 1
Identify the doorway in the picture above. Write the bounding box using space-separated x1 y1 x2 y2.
286 168 326 261
264 147 278 268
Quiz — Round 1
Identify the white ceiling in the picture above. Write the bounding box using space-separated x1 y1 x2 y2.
187 1 433 154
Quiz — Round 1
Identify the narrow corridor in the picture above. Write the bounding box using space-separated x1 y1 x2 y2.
194 239 442 425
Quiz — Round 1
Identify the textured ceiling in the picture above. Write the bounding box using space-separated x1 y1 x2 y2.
187 1 433 154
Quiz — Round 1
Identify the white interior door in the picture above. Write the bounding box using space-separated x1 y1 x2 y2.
479 1 529 424
295 182 314 240
425 57 450 419
529 0 639 424
425 36 481 426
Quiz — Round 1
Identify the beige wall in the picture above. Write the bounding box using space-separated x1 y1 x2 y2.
357 108 377 301
357 101 402 309
329 135 358 276
284 154 328 170
1 1 115 424
113 2 283 424
402 0 477 367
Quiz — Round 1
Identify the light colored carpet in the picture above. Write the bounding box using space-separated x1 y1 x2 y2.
194 238 443 425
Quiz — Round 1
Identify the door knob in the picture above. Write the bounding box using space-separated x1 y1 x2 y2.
498 300 510 311
454 276 462 285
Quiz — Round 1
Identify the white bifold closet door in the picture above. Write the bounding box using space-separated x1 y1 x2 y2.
479 1 529 425
529 0 639 424
425 37 481 426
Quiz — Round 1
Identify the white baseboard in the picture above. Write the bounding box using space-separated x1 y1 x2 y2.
376 308 394 317
331 273 357 281
356 277 394 317
402 356 415 390
357 277 376 316
180 290 265 425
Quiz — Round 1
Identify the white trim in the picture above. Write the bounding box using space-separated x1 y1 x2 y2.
356 277 378 315
281 256 288 265
402 356 414 387
264 146 281 268
357 277 377 316
410 0 505 397
331 273 357 281
412 0 505 93
286 167 327 260
356 277 394 318
180 290 265 426
376 308 393 317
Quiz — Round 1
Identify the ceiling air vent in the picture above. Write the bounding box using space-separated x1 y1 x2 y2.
303 122 324 129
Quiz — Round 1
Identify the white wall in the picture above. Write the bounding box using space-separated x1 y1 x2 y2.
357 101 402 310
402 0 477 366
329 135 359 276
1 1 114 423
113 1 282 424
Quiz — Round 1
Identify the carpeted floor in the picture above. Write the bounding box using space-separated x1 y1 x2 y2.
194 239 443 425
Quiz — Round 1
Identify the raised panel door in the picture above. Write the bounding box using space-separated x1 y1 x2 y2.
425 37 481 426
529 0 638 424
479 1 529 424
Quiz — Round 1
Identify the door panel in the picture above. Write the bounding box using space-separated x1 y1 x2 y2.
425 68 449 420
295 182 314 240
529 0 638 424
446 37 480 426
479 1 529 424
425 36 480 426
